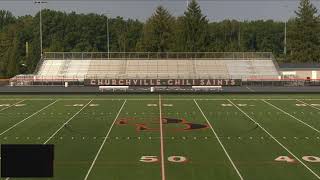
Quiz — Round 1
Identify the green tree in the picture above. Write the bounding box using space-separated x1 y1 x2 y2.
288 0 320 62
0 10 15 30
178 0 209 52
140 6 175 52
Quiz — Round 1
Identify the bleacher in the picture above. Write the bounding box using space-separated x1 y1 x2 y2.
34 52 279 80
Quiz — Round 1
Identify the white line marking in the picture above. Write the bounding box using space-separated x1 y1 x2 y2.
3 100 59 180
2 98 320 101
262 100 320 134
84 100 127 180
228 99 320 179
245 86 255 92
43 100 93 144
194 99 244 180
296 99 320 111
159 95 166 180
0 100 58 137
0 100 25 112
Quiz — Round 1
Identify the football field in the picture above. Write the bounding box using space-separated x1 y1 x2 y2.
0 94 320 180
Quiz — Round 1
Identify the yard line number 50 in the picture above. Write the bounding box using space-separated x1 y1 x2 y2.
140 156 187 163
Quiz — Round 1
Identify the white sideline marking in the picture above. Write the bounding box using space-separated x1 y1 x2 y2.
297 99 320 111
0 100 58 137
0 100 25 112
194 99 244 180
228 99 320 179
262 100 320 134
159 95 166 180
2 98 320 101
84 100 127 180
43 100 93 144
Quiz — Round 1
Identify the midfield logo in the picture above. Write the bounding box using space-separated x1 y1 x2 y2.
117 117 208 132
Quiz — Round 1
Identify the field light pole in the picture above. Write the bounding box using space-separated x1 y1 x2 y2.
34 0 47 59
284 21 287 55
238 20 241 51
107 16 110 59
283 5 290 56
103 12 111 59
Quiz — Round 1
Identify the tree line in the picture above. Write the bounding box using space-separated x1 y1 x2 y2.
0 0 319 77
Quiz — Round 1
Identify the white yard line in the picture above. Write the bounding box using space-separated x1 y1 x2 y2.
5 100 93 180
3 100 59 180
2 99 96 180
159 95 166 180
2 98 320 101
0 100 58 137
245 86 255 92
43 100 93 144
228 99 320 179
262 100 320 134
0 100 25 112
194 99 244 180
83 100 127 180
296 99 320 111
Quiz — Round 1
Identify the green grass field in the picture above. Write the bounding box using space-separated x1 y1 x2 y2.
1 94 320 180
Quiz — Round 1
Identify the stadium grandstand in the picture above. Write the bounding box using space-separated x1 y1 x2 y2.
37 52 279 79
9 52 281 89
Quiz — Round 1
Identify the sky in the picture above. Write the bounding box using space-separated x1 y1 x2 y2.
1 0 320 22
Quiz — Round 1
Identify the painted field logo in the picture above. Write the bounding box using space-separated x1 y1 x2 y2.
117 117 208 132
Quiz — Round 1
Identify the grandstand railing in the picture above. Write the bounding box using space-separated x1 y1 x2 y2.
43 52 273 60
33 56 45 74
270 53 281 75
10 74 280 82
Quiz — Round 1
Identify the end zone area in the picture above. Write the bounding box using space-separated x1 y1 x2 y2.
0 94 320 180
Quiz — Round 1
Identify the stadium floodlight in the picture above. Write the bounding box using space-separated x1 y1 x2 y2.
103 12 111 59
34 0 47 59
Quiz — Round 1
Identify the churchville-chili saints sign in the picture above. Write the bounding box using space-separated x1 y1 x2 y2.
84 79 242 86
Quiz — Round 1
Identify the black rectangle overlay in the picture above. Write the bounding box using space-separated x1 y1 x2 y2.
1 144 54 178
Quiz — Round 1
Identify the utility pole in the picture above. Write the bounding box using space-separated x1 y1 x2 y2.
34 0 47 59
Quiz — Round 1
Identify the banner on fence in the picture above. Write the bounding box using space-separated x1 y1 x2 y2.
84 79 242 86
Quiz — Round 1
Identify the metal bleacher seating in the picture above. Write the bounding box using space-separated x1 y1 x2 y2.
35 52 280 81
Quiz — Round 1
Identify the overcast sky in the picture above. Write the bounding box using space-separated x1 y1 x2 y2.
1 0 320 21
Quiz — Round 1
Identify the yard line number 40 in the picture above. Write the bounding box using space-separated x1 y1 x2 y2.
140 156 187 163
